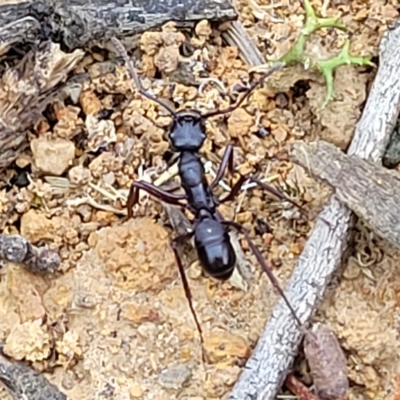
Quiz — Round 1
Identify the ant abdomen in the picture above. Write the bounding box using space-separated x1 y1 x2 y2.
194 217 236 280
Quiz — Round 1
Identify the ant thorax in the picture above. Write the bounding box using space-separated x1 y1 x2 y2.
169 110 206 152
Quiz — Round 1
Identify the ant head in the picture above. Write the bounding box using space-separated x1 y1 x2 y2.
127 68 281 153
169 109 206 152
111 37 284 154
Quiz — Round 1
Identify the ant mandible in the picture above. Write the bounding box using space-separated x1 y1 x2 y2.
111 37 305 359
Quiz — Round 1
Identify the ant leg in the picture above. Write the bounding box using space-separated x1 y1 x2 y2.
221 173 305 213
209 144 235 191
222 174 334 226
127 181 186 218
211 145 304 212
171 232 207 362
218 174 248 204
222 220 302 327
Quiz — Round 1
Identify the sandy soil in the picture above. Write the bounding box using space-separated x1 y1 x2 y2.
0 0 399 399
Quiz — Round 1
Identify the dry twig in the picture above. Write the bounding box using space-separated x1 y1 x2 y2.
0 349 66 400
0 234 61 274
291 140 400 251
228 19 400 400
284 374 322 400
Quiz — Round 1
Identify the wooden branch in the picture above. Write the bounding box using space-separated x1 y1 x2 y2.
0 0 237 52
228 20 400 400
291 140 400 251
0 349 66 400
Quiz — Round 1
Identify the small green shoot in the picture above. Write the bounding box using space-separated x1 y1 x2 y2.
257 0 375 107
316 39 374 107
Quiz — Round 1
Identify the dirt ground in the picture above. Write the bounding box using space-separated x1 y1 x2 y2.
0 0 399 399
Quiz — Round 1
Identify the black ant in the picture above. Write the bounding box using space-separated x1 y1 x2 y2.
112 37 305 359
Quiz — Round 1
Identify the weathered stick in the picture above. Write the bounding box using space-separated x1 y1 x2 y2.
0 0 237 52
228 19 400 400
222 20 264 65
291 140 400 250
0 349 66 400
0 234 61 274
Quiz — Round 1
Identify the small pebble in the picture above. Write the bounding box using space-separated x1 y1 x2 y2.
61 372 75 390
35 248 61 274
275 92 289 109
255 126 270 138
158 364 192 390
204 331 250 363
31 138 75 176
0 234 28 263
129 383 144 398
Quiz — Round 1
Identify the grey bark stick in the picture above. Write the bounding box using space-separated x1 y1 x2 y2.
0 0 237 53
0 349 66 400
291 140 400 251
0 234 61 274
228 20 400 400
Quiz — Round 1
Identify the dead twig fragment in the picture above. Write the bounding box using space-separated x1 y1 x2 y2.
0 234 61 274
222 21 264 66
0 17 40 56
0 349 66 400
303 324 348 400
291 140 400 251
228 19 400 400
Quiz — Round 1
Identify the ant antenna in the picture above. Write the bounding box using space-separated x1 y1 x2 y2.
111 37 177 117
202 62 285 119
112 36 285 122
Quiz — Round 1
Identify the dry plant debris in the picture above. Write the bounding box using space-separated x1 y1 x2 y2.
0 0 238 52
0 1 398 400
0 42 84 171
